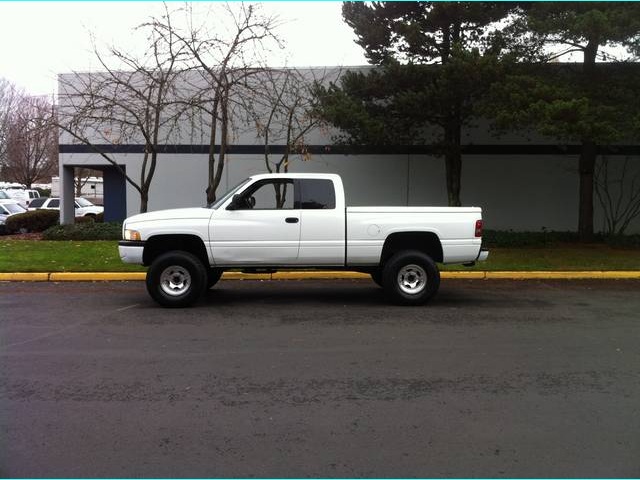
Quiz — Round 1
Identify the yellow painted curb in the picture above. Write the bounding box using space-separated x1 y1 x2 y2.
484 271 640 280
49 272 147 281
222 272 271 281
441 271 486 279
1 271 640 282
0 272 49 281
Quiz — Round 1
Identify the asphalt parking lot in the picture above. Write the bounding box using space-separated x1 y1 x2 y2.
1 279 639 477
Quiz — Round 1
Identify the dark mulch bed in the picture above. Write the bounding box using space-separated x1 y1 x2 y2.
2 232 43 240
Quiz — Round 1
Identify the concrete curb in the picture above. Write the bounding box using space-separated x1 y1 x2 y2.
1 271 640 282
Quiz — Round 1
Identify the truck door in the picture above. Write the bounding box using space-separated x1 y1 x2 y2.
210 179 301 265
295 178 345 266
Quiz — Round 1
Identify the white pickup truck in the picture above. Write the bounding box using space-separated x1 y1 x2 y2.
119 173 488 307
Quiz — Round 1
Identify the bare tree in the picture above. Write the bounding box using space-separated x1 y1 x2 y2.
244 68 329 207
4 95 58 188
75 168 102 197
151 2 282 204
0 78 20 179
58 5 188 213
595 156 640 236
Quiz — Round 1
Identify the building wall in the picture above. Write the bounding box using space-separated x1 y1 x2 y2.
58 67 640 233
59 150 640 233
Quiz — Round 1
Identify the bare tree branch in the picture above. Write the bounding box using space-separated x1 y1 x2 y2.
4 94 58 188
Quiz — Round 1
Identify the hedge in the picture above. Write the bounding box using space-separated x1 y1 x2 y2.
42 222 123 241
5 210 59 233
483 229 640 248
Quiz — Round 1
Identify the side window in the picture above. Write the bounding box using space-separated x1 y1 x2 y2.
299 179 336 209
29 198 46 208
240 180 294 210
48 199 60 208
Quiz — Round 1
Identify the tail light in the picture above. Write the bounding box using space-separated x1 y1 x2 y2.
475 220 483 237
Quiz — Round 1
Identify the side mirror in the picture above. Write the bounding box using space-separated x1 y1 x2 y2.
227 194 242 211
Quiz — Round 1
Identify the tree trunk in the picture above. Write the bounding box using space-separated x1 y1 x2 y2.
445 151 462 207
443 118 462 207
578 39 599 242
578 140 597 241
140 190 149 213
206 99 219 205
212 94 229 203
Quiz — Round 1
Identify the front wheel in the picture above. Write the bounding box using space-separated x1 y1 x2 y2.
146 251 207 307
207 268 223 289
382 250 440 305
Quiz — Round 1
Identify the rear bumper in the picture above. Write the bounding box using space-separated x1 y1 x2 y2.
118 240 145 264
477 249 489 262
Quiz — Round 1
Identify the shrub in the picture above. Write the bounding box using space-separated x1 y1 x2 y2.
5 210 59 233
481 229 640 248
605 234 640 248
74 215 94 224
95 212 104 223
482 229 584 248
42 222 123 241
34 187 51 197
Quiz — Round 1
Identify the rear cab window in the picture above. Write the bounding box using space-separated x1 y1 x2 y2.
297 179 336 210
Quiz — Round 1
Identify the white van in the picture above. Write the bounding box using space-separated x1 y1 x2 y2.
4 188 40 208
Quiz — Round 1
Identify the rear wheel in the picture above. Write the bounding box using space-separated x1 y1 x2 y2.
382 250 440 305
146 251 207 307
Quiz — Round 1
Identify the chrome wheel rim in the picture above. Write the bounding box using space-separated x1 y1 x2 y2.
160 266 191 296
397 264 427 295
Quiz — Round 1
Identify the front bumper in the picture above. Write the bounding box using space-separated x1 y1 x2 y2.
118 240 145 264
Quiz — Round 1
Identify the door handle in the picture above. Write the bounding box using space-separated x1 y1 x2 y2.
285 217 299 223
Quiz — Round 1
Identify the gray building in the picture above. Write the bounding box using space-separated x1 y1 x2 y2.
58 68 640 233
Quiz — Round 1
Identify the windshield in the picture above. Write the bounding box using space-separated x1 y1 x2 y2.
76 198 94 207
0 191 10 199
4 203 27 214
209 178 251 209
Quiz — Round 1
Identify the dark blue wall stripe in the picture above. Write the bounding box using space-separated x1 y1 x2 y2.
59 144 640 156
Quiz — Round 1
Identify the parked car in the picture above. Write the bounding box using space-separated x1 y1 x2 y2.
0 190 12 200
28 197 103 217
0 199 28 233
4 188 40 208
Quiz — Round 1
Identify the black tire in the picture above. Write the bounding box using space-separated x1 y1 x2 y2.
207 268 223 289
146 251 207 307
382 250 440 305
370 269 384 287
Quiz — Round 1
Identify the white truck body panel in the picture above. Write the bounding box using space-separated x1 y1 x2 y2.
209 208 301 265
346 207 482 264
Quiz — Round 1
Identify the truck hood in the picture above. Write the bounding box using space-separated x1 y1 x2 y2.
125 207 212 225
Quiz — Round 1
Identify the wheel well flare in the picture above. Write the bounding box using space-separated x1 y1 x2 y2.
143 235 209 267
381 232 443 265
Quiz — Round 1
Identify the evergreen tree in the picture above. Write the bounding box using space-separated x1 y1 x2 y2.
317 2 516 206
506 2 640 240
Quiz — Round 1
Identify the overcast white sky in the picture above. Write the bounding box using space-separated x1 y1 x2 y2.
0 1 369 96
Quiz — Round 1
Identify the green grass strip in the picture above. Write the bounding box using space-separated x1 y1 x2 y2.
1 240 640 273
